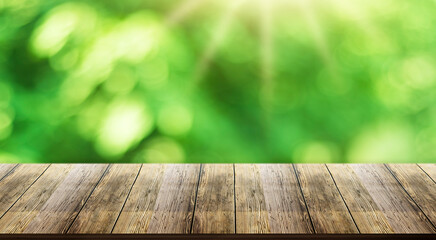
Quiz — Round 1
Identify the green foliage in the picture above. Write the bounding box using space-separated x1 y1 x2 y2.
1 0 436 163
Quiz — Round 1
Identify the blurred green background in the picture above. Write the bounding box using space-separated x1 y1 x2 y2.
0 0 436 163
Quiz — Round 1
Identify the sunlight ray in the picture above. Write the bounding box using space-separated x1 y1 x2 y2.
298 0 335 70
333 0 382 39
297 0 341 82
192 0 246 86
259 0 275 111
165 0 206 26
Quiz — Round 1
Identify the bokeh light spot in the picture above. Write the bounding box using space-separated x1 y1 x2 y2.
0 111 13 140
110 11 161 63
401 56 436 89
135 137 185 163
347 121 413 163
95 98 154 159
293 141 338 163
103 65 137 94
30 3 94 57
139 57 169 89
158 104 193 136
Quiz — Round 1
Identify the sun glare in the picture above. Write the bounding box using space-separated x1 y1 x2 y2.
166 0 352 99
192 0 247 86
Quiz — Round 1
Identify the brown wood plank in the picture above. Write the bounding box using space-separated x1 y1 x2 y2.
0 164 17 181
387 164 436 227
235 164 270 233
0 164 49 220
351 164 435 233
21 164 108 233
113 165 200 234
419 164 436 182
0 164 81 233
294 164 358 234
67 164 142 234
326 164 394 233
260 164 313 233
235 164 313 233
112 164 166 233
144 164 200 233
192 164 234 234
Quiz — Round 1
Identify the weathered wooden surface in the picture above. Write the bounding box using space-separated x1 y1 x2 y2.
419 164 436 182
235 164 313 233
68 164 141 233
0 165 78 233
0 164 17 181
113 164 200 234
0 164 49 221
23 164 108 233
0 164 434 234
387 164 436 227
327 164 393 233
294 164 358 233
192 164 234 234
145 164 200 233
351 164 435 233
112 164 166 233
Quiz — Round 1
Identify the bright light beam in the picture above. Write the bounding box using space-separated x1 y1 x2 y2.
165 0 206 26
191 0 246 87
333 0 382 40
259 0 275 111
297 0 341 83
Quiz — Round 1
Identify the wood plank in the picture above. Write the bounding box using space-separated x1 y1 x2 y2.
0 164 49 219
419 164 436 182
145 164 200 233
294 164 358 233
351 164 435 233
326 164 394 233
259 164 313 233
387 164 436 227
0 165 79 233
22 164 108 233
68 164 141 234
192 164 234 234
235 164 313 233
112 165 200 234
112 164 166 233
235 164 270 233
0 164 17 181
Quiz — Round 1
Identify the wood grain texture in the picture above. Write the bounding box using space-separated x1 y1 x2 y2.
0 164 75 233
0 164 49 219
351 164 435 233
192 164 234 234
294 164 358 234
112 164 166 233
387 164 436 227
327 164 393 233
235 164 270 233
68 164 141 234
235 164 313 233
145 164 200 233
0 163 435 235
0 164 17 181
419 164 436 182
22 164 108 233
259 164 313 233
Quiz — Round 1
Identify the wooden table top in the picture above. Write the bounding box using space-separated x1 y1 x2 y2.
0 164 434 236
